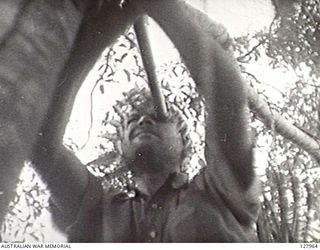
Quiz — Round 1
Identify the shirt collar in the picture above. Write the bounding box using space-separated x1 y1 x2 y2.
115 172 190 201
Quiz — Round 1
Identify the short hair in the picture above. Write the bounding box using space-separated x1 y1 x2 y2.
87 77 205 193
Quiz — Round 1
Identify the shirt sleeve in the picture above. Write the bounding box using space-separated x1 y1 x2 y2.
65 173 104 242
195 141 261 226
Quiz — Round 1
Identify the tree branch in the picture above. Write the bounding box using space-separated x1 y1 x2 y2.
248 86 320 165
237 39 267 62
134 16 168 120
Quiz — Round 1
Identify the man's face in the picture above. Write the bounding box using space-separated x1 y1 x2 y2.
121 105 184 173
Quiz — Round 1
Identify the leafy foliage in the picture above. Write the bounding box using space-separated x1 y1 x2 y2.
1 28 206 241
1 163 49 242
269 0 320 76
2 1 320 242
235 0 320 241
85 29 206 194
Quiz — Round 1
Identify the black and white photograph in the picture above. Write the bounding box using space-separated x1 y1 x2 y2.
0 0 319 245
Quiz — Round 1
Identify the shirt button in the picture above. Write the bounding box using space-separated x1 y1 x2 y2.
150 230 157 238
151 203 158 209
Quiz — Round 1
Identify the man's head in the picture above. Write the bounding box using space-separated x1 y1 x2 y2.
90 86 201 183
121 98 184 175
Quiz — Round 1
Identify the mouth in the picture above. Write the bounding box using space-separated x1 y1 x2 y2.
130 129 159 141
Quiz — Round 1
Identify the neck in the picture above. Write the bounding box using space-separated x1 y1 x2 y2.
128 156 179 197
136 171 169 197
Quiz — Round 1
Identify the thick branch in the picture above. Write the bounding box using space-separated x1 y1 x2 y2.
134 16 168 120
248 87 320 165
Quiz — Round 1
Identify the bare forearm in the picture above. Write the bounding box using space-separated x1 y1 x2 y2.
141 1 247 115
210 47 254 187
32 1 142 217
45 1 144 146
0 0 89 224
141 0 214 87
141 0 254 186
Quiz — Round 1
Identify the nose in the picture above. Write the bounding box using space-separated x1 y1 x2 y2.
138 115 155 126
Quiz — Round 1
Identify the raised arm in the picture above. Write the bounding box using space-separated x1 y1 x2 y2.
138 0 254 188
32 0 143 224
0 0 89 227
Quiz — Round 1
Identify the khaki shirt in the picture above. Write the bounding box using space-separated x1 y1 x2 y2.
66 156 260 242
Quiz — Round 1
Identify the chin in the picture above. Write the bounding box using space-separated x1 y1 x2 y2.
121 138 182 172
123 144 164 171
135 143 159 161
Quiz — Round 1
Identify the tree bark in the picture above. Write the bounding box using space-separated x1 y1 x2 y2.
248 87 320 165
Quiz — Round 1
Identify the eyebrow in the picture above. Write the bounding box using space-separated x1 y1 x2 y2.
126 109 157 118
127 112 140 118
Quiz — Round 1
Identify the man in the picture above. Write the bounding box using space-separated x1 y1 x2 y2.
33 0 260 242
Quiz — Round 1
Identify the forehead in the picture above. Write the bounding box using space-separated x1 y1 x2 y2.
124 99 156 118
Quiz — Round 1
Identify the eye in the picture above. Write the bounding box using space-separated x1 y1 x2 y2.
126 115 139 126
127 118 136 125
